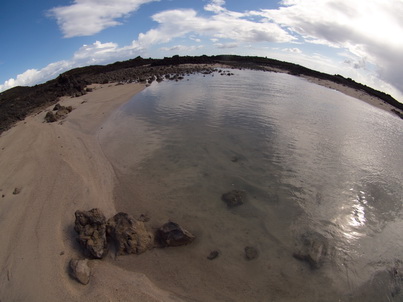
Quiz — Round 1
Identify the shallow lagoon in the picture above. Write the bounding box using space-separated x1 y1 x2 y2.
100 70 403 301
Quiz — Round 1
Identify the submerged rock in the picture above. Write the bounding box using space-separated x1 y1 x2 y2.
221 190 246 208
293 231 328 269
156 222 195 247
69 258 91 285
207 250 220 260
107 212 154 255
244 246 259 260
74 208 108 259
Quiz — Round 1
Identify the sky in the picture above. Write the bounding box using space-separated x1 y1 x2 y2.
1 0 403 102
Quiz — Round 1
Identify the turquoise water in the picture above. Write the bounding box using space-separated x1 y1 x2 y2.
100 70 403 301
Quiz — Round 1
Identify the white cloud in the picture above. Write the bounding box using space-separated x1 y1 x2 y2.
0 41 142 92
48 0 158 38
215 42 238 49
259 0 403 94
282 47 302 54
160 45 203 52
137 7 295 47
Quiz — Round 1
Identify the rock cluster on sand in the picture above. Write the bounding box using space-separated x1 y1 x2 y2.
74 208 108 259
71 208 195 285
44 103 73 123
106 212 154 255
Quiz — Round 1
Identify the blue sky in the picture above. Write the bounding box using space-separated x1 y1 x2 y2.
1 0 403 102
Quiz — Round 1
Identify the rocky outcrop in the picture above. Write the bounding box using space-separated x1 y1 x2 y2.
45 103 73 123
106 212 154 255
74 208 108 259
69 259 91 285
221 190 246 208
156 222 195 247
293 231 328 269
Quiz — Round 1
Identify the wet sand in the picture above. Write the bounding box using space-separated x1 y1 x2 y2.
0 70 401 301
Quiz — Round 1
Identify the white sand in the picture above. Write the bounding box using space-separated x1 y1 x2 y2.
0 83 182 302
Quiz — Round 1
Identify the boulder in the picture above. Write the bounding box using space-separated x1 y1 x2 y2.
156 222 195 247
74 208 108 259
69 259 91 285
107 212 154 255
221 190 246 208
293 231 328 269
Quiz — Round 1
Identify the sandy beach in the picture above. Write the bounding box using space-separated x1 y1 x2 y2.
0 70 401 301
0 82 182 302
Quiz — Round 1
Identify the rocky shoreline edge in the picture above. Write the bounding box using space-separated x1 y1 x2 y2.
1 55 402 135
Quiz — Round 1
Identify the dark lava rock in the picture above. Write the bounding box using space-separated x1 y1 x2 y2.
221 190 246 208
12 187 21 195
74 208 108 259
107 212 154 255
156 222 195 247
53 103 62 111
45 111 57 123
69 258 91 285
293 231 328 269
244 246 258 260
207 250 220 260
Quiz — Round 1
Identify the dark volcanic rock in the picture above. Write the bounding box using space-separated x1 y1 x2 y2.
293 231 328 269
106 212 154 255
45 111 57 123
221 190 246 208
244 246 258 260
156 222 195 247
69 258 91 285
74 208 108 259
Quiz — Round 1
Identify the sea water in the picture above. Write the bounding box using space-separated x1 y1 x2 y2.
99 69 403 301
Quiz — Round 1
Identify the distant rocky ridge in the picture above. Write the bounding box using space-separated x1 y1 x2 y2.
1 55 402 134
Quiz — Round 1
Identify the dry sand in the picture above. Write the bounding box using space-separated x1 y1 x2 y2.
0 72 401 302
0 82 182 302
303 75 403 116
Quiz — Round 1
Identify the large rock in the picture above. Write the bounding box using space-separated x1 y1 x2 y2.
74 208 108 259
156 222 195 247
293 231 328 269
69 259 91 285
107 212 154 255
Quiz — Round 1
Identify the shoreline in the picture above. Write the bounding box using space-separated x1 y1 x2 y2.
0 82 182 301
0 68 401 301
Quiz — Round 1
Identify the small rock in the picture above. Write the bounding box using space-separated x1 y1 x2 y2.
230 156 239 163
245 246 258 260
107 212 154 255
53 103 62 111
69 259 91 285
221 190 246 208
293 231 328 269
45 111 57 123
74 208 108 259
156 222 195 247
12 187 21 195
207 250 220 260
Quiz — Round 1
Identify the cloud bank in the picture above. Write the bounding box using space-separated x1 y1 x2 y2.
48 0 158 37
2 0 403 101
